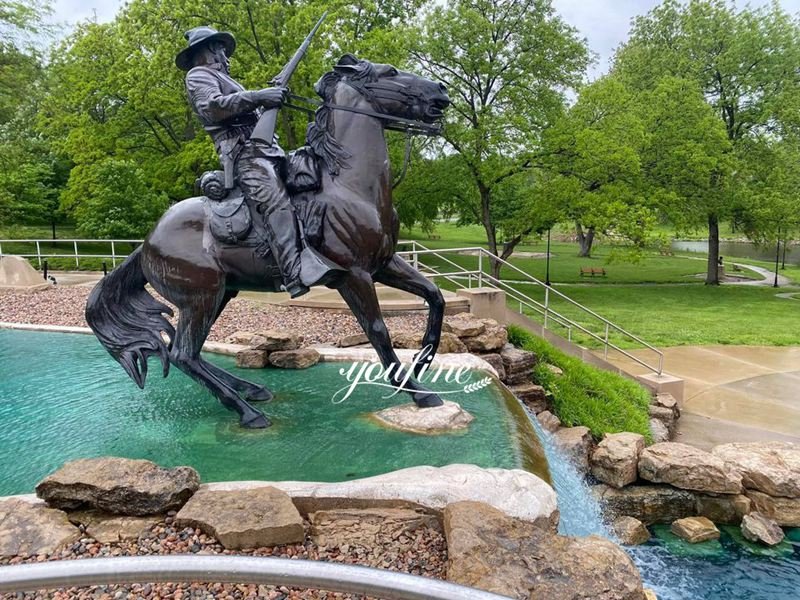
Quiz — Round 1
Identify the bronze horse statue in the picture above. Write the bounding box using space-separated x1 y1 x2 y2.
86 55 451 428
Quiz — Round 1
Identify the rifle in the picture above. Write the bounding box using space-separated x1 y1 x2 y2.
250 12 328 144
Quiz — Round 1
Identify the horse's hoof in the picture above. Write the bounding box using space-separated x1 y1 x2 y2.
246 387 273 402
241 413 272 429
414 392 444 408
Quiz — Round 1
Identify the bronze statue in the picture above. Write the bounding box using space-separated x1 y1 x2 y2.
86 25 451 429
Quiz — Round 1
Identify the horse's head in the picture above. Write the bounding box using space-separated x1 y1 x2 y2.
316 54 450 125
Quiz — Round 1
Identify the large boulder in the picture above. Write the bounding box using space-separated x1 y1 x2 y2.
336 332 369 348
500 346 536 385
670 516 719 543
0 255 49 291
592 484 696 525
372 401 474 434
36 457 200 516
712 442 800 498
649 419 670 443
745 490 800 527
0 499 80 558
554 426 594 472
652 393 680 419
438 332 468 354
175 487 304 550
638 443 742 494
463 324 508 353
207 464 559 530
694 493 751 524
591 433 646 489
443 314 486 338
309 507 439 548
611 516 650 545
391 331 423 349
648 406 676 434
510 382 548 413
444 501 644 600
250 329 303 351
741 512 785 546
235 348 269 368
225 331 257 345
537 411 562 433
480 353 505 380
268 348 320 369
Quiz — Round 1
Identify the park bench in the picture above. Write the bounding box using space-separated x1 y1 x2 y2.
580 266 607 277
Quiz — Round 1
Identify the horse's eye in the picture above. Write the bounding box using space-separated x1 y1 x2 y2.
387 67 399 77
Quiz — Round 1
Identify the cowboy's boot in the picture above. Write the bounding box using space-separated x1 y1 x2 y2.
261 203 309 298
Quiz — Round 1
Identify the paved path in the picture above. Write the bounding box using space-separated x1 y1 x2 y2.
605 345 800 450
728 262 792 287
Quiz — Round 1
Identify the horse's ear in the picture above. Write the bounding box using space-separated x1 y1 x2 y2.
334 53 361 74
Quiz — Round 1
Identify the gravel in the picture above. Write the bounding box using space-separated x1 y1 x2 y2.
0 516 447 600
0 287 428 346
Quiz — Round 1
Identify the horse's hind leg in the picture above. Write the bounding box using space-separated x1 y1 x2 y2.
170 291 271 428
202 289 274 402
373 255 445 378
337 270 443 408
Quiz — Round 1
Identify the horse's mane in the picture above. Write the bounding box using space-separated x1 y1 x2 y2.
306 59 377 177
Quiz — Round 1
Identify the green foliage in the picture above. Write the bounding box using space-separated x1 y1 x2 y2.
507 324 652 440
62 159 168 238
412 0 589 272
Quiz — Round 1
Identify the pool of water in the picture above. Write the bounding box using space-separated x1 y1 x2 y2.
0 329 547 496
671 239 798 266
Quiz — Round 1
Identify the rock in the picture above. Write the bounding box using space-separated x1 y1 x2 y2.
638 443 742 495
175 487 304 550
207 464 559 529
670 516 720 543
591 433 646 489
67 510 160 543
437 331 467 354
537 410 561 433
336 332 368 347
648 405 676 432
712 442 800 498
480 353 505 380
649 419 670 443
36 457 200 516
745 490 800 527
741 512 785 546
0 499 80 558
372 401 474 434
553 426 593 472
612 516 650 545
510 382 548 413
268 348 320 369
444 314 486 338
593 484 696 524
235 348 269 369
500 346 536 385
225 331 257 345
653 393 680 419
391 331 423 349
444 501 644 600
644 589 658 600
463 326 508 353
544 363 563 377
250 329 303 351
695 494 751 524
309 507 439 547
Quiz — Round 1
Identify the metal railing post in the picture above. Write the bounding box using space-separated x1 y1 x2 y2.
544 286 550 329
111 240 117 268
73 240 79 267
604 323 610 359
35 240 41 268
478 251 483 287
0 241 3 257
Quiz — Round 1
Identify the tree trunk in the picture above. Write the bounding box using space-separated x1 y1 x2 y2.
478 184 501 282
705 213 720 285
51 219 56 241
576 223 595 257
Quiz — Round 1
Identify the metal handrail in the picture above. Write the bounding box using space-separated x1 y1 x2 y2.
0 239 143 268
0 555 512 599
397 241 664 375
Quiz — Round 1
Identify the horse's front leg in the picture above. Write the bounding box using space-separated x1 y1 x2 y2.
373 254 445 378
337 269 443 407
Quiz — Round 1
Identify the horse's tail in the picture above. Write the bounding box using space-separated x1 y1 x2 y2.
85 246 174 388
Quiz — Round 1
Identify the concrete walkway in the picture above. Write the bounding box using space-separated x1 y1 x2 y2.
728 262 792 287
606 345 800 450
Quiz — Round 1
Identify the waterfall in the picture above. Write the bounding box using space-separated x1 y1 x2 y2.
527 412 698 599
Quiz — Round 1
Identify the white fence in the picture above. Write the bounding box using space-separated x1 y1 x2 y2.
0 239 143 268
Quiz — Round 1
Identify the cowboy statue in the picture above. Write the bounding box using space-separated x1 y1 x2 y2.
175 25 338 298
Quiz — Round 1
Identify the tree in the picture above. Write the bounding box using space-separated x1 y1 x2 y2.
539 75 651 258
614 0 800 284
411 0 589 278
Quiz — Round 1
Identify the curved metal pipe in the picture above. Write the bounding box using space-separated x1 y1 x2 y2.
0 555 513 600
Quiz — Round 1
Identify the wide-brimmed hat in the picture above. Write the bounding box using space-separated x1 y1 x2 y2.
175 26 236 71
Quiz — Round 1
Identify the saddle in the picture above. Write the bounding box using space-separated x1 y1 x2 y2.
201 146 323 247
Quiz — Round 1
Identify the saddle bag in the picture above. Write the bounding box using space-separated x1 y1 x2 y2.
199 171 253 245
286 146 321 194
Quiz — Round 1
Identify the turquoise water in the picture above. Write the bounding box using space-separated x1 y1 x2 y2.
0 329 535 496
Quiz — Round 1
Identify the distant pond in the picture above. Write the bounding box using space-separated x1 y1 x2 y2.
671 240 798 266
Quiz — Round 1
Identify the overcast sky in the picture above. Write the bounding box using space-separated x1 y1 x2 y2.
50 0 800 79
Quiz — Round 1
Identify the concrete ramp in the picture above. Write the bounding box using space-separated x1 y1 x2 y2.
0 256 50 292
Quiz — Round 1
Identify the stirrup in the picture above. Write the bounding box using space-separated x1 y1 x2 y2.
299 246 347 288
282 281 310 299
